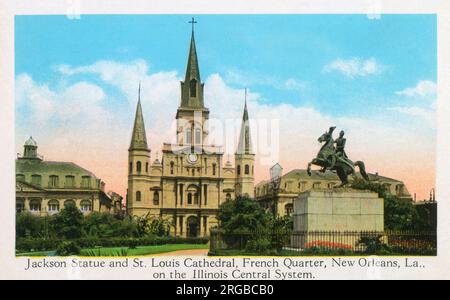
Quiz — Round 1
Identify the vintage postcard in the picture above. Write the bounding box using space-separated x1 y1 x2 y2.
1 0 450 283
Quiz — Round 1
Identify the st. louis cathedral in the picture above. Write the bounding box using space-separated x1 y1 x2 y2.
126 24 254 238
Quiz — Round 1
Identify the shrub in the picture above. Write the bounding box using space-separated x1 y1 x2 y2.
135 215 172 237
245 237 272 254
357 235 391 255
56 241 81 256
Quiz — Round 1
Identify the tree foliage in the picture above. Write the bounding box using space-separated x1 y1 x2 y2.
16 212 43 238
50 205 84 239
351 178 423 231
135 215 172 237
217 196 272 234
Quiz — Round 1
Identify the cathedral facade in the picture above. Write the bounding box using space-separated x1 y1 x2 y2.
126 27 255 238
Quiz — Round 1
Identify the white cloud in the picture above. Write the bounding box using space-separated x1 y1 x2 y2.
389 106 435 126
389 80 437 125
395 80 436 98
323 57 383 78
16 59 435 201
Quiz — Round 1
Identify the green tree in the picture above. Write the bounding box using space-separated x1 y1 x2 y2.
217 196 272 234
16 212 43 238
135 215 172 237
351 178 419 230
50 205 84 239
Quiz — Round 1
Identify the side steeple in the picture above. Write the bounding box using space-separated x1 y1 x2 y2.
235 89 255 198
180 17 205 109
236 89 253 155
129 83 149 151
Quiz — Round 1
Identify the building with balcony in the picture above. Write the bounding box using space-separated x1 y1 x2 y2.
16 137 113 216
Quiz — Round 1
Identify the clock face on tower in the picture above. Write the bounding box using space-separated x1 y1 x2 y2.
188 154 198 164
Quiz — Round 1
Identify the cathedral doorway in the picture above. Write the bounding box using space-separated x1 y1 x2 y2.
187 216 198 238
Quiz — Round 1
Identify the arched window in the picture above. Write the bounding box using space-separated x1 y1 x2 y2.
80 200 92 212
190 79 197 97
136 191 141 202
16 198 25 213
137 161 142 173
48 200 60 213
245 165 250 175
195 128 201 144
153 191 159 205
64 199 76 208
226 193 232 201
237 165 241 176
29 199 41 212
186 129 192 145
170 162 175 175
146 162 149 173
129 162 132 173
212 163 217 176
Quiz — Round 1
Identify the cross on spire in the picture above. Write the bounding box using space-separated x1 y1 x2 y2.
138 81 141 102
244 88 247 108
189 17 197 33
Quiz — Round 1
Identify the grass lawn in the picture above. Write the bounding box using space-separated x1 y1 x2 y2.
80 244 209 257
16 250 57 257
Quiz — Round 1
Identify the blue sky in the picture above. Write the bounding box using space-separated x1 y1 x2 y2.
14 14 437 199
15 14 436 116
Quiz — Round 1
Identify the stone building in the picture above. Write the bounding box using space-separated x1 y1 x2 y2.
255 166 412 217
126 26 255 238
16 137 113 216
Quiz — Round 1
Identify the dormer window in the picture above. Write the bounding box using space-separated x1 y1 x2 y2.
49 175 59 188
190 79 197 97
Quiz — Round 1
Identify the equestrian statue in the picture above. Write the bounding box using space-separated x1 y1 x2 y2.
307 126 369 187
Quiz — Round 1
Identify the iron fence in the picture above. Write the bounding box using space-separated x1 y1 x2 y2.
209 229 437 255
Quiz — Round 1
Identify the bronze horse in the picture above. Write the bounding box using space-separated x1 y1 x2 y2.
307 127 369 187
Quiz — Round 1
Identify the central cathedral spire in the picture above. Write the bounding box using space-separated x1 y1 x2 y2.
180 17 205 109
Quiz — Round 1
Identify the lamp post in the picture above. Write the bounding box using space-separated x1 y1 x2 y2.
429 188 435 203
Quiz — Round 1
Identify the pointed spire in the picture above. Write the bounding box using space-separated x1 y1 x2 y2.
184 31 200 83
180 17 204 109
129 83 149 151
185 18 201 82
237 89 253 155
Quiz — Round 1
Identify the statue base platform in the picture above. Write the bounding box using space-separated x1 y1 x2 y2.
291 189 384 249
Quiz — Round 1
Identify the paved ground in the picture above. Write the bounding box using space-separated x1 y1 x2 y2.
150 249 209 257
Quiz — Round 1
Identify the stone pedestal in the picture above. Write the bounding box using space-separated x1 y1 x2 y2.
291 189 384 249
